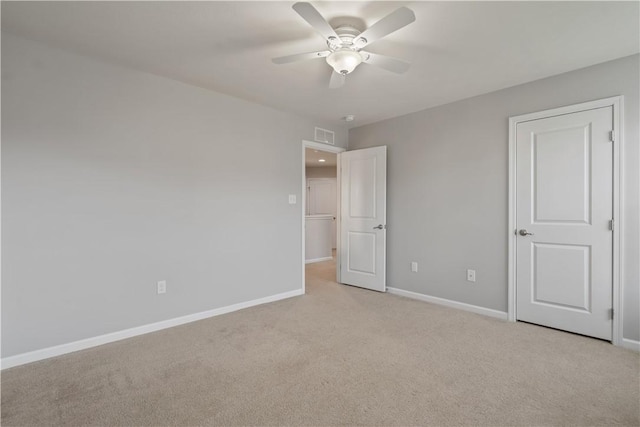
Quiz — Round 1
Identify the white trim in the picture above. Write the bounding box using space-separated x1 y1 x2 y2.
508 96 624 346
387 287 508 320
1 289 303 370
612 97 624 348
303 140 345 153
335 154 342 285
305 256 333 264
621 339 640 352
508 111 517 322
301 140 345 294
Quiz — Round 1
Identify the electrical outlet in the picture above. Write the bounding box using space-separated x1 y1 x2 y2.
466 269 476 282
157 280 167 294
411 262 418 273
288 194 297 204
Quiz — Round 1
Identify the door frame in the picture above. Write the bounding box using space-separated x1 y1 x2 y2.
301 140 345 294
507 96 624 346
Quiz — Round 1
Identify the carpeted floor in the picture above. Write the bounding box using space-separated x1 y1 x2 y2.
2 257 639 426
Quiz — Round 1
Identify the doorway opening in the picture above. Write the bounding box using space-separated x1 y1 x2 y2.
301 141 345 294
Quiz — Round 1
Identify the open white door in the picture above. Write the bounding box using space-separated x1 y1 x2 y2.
339 146 387 292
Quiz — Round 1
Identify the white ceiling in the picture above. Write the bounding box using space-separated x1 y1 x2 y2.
2 1 638 129
306 148 337 167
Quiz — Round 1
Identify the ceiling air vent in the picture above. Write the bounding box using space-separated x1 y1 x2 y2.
314 127 335 145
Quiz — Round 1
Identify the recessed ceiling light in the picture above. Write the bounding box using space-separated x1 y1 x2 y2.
318 159 326 163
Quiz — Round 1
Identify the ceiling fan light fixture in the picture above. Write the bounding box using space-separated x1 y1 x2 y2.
274 3 416 87
326 49 362 75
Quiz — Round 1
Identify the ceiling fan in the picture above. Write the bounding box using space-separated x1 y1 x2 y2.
272 2 416 88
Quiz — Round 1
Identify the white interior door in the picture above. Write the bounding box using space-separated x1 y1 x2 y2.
339 146 387 292
516 106 613 340
307 179 336 215
307 178 337 248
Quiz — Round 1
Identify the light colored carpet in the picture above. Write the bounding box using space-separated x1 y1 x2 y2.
2 257 639 426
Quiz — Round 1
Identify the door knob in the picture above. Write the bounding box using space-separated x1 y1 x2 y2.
373 224 386 230
518 229 534 236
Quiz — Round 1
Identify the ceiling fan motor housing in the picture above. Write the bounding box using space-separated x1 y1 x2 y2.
327 25 366 50
326 26 367 74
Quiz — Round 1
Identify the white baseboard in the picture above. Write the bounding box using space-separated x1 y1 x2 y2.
305 257 332 264
387 287 508 320
1 288 304 370
621 338 640 352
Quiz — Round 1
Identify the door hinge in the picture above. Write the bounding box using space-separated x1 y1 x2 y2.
609 130 615 142
609 308 614 320
609 219 614 231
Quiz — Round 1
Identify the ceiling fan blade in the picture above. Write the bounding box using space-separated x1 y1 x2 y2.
354 7 415 48
361 51 411 74
292 2 340 43
272 50 330 64
329 71 345 89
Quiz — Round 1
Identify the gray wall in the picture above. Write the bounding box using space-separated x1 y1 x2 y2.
1 34 347 358
306 166 337 179
349 54 639 342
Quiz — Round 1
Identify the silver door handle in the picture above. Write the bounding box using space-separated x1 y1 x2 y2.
518 229 534 236
373 224 386 230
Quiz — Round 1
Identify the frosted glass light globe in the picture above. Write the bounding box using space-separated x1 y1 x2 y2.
326 49 363 75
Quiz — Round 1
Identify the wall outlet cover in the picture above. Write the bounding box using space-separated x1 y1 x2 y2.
466 269 476 282
157 280 167 294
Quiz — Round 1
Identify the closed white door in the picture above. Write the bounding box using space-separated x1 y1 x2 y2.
307 179 336 215
307 178 337 248
339 146 387 292
516 106 613 340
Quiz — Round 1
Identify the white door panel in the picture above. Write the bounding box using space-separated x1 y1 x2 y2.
308 179 336 215
340 146 386 292
307 178 337 248
533 126 591 222
516 106 613 340
532 243 591 311
349 157 377 218
347 231 377 274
